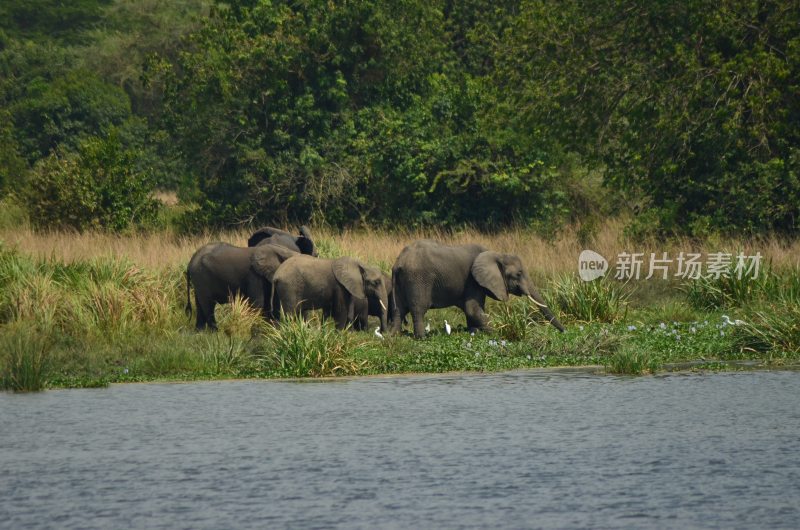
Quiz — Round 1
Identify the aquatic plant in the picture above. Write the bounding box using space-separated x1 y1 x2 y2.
606 346 659 375
0 323 51 392
257 314 366 377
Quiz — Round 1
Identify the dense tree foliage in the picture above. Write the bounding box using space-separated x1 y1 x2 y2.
1 0 798 236
25 131 159 231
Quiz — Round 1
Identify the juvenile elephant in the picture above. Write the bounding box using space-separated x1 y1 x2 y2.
353 271 394 331
391 240 565 338
273 255 389 331
247 225 317 256
186 242 297 330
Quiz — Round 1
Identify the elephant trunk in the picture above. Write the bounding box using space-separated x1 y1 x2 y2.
527 292 565 333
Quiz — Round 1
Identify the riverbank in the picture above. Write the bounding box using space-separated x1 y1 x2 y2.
1 225 798 391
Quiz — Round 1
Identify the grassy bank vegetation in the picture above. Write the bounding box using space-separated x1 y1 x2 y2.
1 222 798 391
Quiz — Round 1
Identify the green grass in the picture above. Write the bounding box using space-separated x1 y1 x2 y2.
606 346 659 375
0 323 51 392
550 274 631 323
1 243 798 391
733 304 800 359
255 314 367 377
682 263 800 310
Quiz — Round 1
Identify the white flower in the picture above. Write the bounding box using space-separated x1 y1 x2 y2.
690 326 696 333
660 322 667 330
627 325 637 331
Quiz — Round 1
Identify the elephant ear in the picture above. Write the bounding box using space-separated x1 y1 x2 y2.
251 244 297 280
333 257 366 299
472 251 508 301
296 226 316 256
248 227 280 247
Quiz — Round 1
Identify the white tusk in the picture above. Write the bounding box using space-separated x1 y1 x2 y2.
379 299 387 312
528 295 548 308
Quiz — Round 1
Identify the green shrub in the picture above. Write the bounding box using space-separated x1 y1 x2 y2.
24 130 159 231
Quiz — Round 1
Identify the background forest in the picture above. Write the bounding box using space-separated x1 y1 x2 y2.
1 0 798 238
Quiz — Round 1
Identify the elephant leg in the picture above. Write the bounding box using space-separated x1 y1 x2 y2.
391 296 408 334
196 297 218 331
464 298 490 332
410 307 428 339
331 304 349 330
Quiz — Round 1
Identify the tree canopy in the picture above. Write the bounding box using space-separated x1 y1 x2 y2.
1 0 798 236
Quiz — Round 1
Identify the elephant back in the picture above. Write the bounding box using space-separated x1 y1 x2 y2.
392 241 487 306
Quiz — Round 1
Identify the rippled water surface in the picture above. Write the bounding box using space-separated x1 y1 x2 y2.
2 370 799 529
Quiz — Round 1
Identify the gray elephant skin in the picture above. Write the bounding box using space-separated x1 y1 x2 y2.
186 243 297 330
248 225 317 256
273 255 390 331
353 271 395 331
391 240 565 338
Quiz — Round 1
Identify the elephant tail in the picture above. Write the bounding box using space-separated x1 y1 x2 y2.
185 270 192 318
269 280 279 320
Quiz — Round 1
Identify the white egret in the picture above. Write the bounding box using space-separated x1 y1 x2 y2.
722 315 745 326
374 327 384 339
444 320 451 335
425 321 431 333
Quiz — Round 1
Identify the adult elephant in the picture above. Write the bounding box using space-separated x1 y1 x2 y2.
273 255 389 332
391 240 565 338
186 243 297 330
247 225 317 256
353 271 394 331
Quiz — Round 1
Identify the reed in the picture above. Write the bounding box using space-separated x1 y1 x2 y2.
256 314 366 377
551 275 631 323
0 323 51 392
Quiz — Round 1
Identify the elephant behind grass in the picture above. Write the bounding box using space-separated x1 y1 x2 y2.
273 255 390 332
185 242 297 330
391 240 565 338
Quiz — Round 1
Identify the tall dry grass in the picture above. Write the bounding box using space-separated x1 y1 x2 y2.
2 220 797 276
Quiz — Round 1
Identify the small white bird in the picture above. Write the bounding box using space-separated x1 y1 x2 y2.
425 321 431 333
444 320 452 335
722 315 745 326
374 327 384 339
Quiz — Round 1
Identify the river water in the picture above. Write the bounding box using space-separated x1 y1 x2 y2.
1 370 799 529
